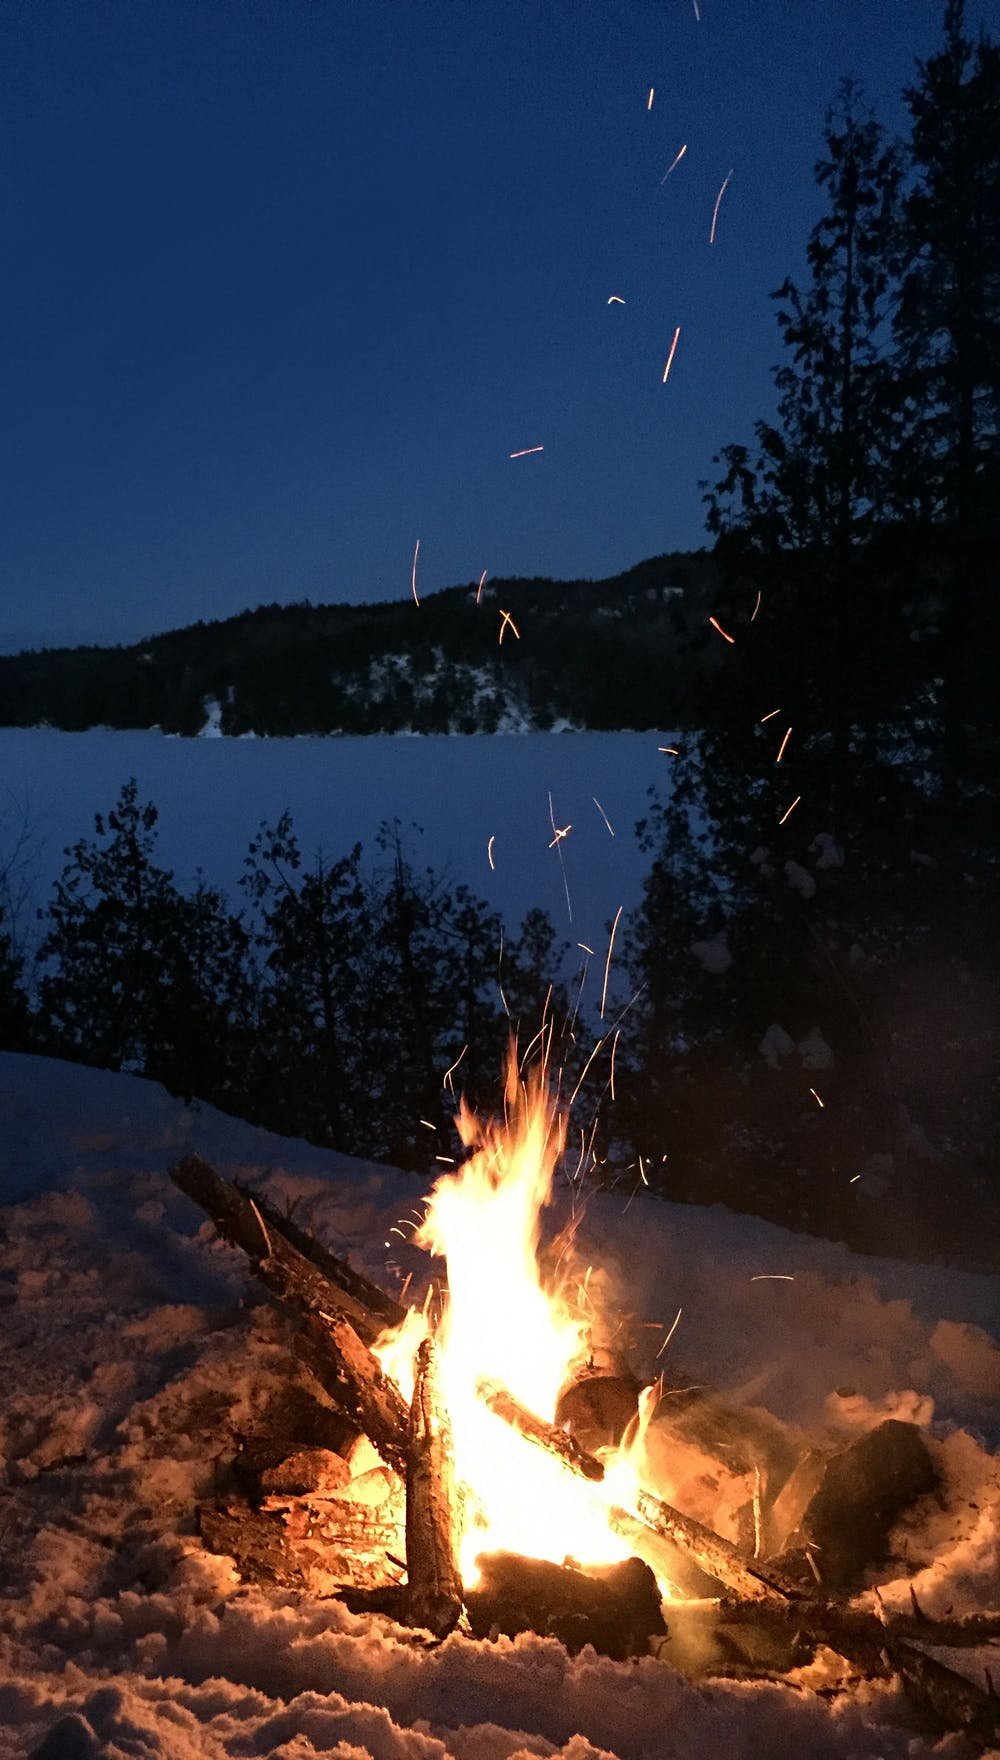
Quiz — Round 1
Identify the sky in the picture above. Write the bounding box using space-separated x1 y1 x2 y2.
0 0 993 649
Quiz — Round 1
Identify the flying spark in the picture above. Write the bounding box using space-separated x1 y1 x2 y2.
442 1044 468 1096
487 835 496 870
600 904 623 1021
548 789 573 923
662 325 681 383
809 1087 825 1108
661 143 688 182
692 0 701 18
751 1274 795 1282
656 1307 683 1358
607 295 626 305
498 608 520 644
647 86 655 110
850 1174 862 1183
775 726 793 764
760 707 781 723
751 590 762 622
509 445 544 459
778 795 802 825
411 538 420 606
593 797 615 836
658 745 679 755
577 942 595 955
709 168 734 244
419 1119 435 1130
548 821 572 849
610 1027 620 1100
476 569 488 604
709 615 735 644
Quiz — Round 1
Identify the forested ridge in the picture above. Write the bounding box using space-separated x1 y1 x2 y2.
0 552 719 736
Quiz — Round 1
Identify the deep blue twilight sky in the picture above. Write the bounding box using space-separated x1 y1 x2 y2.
0 0 992 649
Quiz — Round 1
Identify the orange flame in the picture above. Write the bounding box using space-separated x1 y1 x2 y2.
375 1053 670 1588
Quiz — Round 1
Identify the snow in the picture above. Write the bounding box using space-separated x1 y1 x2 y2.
0 728 679 966
1 1049 997 1759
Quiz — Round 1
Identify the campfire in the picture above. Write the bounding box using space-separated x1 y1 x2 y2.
171 1052 1000 1747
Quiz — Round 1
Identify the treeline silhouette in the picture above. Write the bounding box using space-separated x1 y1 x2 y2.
0 779 570 1172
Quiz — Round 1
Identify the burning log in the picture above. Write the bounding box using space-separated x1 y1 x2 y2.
477 1379 606 1482
294 1314 410 1479
405 1338 464 1638
609 1493 801 1604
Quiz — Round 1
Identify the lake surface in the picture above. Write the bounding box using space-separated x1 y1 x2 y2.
1 729 679 977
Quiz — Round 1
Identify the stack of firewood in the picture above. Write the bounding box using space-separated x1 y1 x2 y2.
171 1153 1000 1747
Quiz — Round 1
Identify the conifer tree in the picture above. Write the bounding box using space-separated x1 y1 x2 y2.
38 780 187 1071
241 813 373 1149
895 0 1000 810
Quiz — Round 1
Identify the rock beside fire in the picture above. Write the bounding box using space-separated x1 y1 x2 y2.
465 1552 667 1659
777 1419 939 1592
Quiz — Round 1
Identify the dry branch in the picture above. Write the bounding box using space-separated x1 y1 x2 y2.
478 1379 606 1482
713 1597 1000 1747
170 1151 410 1475
170 1151 393 1343
405 1338 465 1638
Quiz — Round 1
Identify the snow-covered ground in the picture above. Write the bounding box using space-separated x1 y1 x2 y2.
1 728 680 965
1 1050 997 1759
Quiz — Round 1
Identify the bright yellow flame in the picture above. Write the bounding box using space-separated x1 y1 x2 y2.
375 1053 664 1587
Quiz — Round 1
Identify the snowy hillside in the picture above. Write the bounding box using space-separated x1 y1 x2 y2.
1 1051 997 1759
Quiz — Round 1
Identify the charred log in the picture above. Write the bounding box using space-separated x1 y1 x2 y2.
465 1551 666 1659
773 1420 939 1594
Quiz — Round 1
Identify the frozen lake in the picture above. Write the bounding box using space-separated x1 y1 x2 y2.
1 729 678 970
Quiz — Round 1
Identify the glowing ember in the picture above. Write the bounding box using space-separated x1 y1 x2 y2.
374 1055 666 1588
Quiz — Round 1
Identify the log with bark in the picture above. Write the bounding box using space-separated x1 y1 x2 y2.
405 1337 465 1638
170 1150 397 1343
610 1493 803 1604
170 1151 410 1476
478 1379 606 1482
